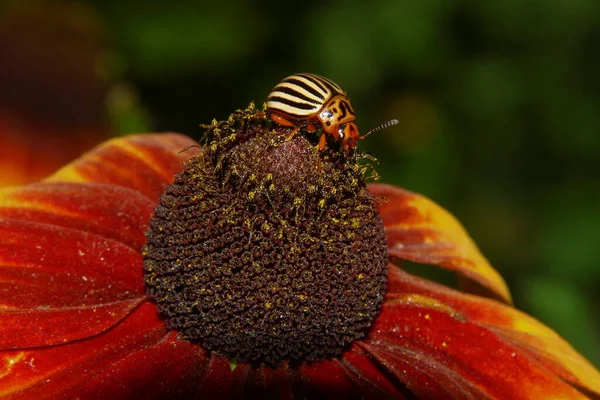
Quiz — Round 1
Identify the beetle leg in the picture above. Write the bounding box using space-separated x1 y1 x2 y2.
315 134 328 173
317 133 327 151
271 113 296 127
271 113 303 142
270 113 302 144
305 123 319 133
285 126 300 142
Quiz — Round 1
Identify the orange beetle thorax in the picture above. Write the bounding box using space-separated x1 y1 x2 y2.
318 94 357 135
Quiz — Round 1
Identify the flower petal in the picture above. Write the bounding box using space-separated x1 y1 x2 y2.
387 266 600 397
367 294 589 399
0 182 156 250
338 349 407 399
357 340 481 400
0 135 190 356
293 360 357 399
369 183 511 303
47 133 200 202
0 298 143 349
0 302 166 399
258 364 294 400
231 363 294 400
0 218 144 309
79 331 209 400
196 354 237 399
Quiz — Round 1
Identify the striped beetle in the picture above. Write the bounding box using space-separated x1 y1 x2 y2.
267 73 363 153
267 73 398 153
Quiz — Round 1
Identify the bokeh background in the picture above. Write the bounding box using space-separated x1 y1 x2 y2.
1 0 598 367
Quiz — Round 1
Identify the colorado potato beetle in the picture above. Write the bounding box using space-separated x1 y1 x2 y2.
267 73 363 152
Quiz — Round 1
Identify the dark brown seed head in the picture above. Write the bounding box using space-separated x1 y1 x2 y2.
143 105 388 367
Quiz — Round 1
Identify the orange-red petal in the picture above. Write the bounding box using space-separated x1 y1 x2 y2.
387 265 600 397
0 182 156 250
0 133 206 398
79 331 209 400
292 360 357 399
357 340 482 399
230 363 294 399
365 296 589 399
0 302 167 399
0 134 198 312
196 355 238 399
47 133 199 202
0 219 144 309
369 183 511 303
338 348 406 399
0 298 143 349
0 220 145 310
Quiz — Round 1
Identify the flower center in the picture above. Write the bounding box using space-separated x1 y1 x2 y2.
143 106 388 366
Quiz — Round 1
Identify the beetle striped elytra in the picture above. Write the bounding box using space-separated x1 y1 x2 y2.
267 73 361 153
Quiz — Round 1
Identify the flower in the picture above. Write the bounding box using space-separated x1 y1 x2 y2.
0 107 599 399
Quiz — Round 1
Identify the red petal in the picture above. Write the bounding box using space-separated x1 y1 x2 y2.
338 349 407 399
79 331 209 400
367 298 588 399
233 363 294 400
388 266 600 397
0 182 156 250
0 298 144 348
293 360 357 399
205 361 296 399
259 364 294 400
0 219 144 309
358 340 482 400
47 134 200 203
0 302 166 399
196 354 237 400
369 183 511 303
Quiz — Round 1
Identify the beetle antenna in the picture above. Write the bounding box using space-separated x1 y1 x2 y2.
361 119 399 139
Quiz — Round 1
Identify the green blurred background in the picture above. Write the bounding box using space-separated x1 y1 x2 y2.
2 0 598 367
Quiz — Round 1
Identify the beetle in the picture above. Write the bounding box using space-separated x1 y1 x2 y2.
266 73 362 153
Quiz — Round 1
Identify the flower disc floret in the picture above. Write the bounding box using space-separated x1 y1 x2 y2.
143 106 388 366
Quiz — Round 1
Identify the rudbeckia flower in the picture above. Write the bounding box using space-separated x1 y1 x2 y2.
1 106 598 399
